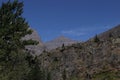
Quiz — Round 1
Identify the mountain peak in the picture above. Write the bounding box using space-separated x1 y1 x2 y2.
54 35 74 42
57 35 67 39
44 35 77 50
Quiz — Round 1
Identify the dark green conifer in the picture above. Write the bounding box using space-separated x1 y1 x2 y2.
0 0 38 80
94 35 100 43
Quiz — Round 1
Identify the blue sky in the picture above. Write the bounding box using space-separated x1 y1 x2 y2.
1 0 120 42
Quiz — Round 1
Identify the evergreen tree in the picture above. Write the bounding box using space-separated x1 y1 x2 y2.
60 43 65 52
94 35 100 43
0 0 38 80
26 56 46 80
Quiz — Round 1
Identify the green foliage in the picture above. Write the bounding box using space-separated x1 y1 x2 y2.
23 39 39 45
93 71 120 80
62 43 65 48
0 50 31 80
94 35 100 43
62 69 67 80
109 33 113 38
60 43 65 52
0 0 45 80
46 72 52 80
26 56 46 80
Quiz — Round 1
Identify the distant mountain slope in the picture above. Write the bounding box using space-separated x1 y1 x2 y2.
98 25 120 40
38 25 120 80
23 30 79 55
44 36 78 50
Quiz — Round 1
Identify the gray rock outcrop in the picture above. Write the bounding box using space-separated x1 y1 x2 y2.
23 29 44 55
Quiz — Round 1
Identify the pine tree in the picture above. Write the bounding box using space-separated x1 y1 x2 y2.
0 0 38 80
94 35 100 43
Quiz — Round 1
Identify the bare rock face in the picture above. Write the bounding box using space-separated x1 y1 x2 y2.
23 29 44 55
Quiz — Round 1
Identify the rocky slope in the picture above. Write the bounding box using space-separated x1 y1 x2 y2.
38 25 120 80
98 25 120 40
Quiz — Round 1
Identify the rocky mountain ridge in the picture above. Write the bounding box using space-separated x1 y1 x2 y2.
24 30 78 55
98 25 120 40
44 36 78 50
38 25 120 80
